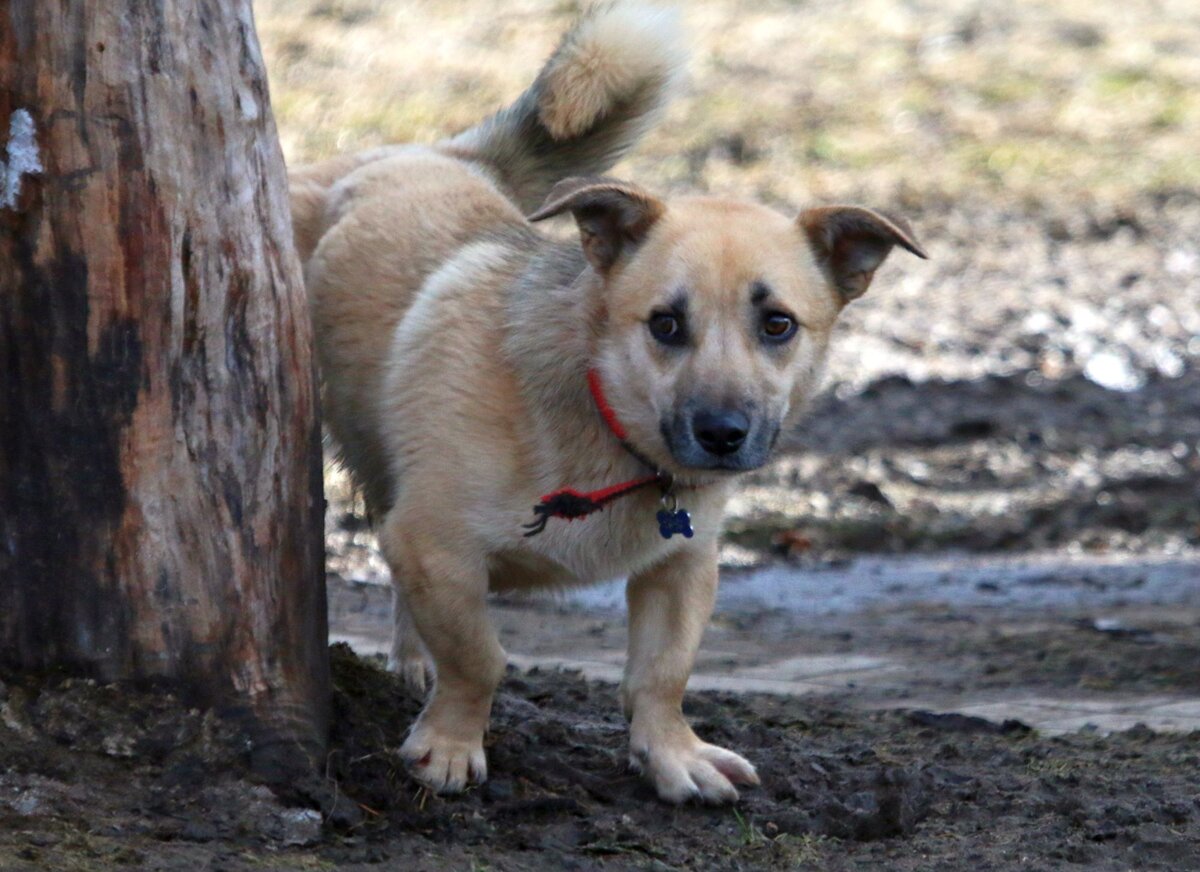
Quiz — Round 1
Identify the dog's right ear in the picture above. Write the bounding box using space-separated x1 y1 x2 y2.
528 177 664 274
798 206 927 302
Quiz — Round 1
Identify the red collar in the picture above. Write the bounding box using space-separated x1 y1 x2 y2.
521 368 667 537
586 368 629 441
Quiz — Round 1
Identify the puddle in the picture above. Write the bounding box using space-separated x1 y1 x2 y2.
330 551 1200 737
564 552 1200 616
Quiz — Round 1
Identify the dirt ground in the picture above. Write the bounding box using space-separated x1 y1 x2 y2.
4 0 1199 869
3 645 1199 872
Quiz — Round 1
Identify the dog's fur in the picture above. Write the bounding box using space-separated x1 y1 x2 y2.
291 2 926 803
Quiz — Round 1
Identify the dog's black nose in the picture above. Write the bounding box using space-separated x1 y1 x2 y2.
693 410 749 456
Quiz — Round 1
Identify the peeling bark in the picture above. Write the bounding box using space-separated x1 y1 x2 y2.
0 1 329 773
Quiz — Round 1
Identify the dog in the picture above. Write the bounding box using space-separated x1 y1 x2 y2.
289 1 926 804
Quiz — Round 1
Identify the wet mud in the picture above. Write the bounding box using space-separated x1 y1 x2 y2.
3 646 1199 871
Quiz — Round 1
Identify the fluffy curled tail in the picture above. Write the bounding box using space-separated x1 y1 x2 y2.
447 2 687 213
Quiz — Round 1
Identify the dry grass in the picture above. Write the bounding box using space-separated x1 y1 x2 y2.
255 0 1200 207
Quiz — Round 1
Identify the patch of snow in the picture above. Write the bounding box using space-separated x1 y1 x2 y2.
1 109 42 209
1083 350 1143 392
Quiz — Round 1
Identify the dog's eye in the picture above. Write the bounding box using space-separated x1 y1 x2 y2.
648 312 686 346
761 312 798 343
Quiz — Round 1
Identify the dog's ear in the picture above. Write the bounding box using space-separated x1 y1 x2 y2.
798 206 928 301
529 177 665 274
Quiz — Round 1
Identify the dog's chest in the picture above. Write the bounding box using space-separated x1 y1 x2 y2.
490 490 719 589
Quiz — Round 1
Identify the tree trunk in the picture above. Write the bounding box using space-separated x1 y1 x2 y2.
0 2 329 774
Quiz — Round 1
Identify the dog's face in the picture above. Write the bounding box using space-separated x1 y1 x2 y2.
530 179 927 483
601 198 844 477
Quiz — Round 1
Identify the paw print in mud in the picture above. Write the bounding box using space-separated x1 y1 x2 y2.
656 509 694 540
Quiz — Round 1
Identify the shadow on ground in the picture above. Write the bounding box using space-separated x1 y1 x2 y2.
722 367 1200 561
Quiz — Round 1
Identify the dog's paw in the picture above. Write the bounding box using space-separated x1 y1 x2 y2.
631 733 759 805
399 723 487 794
387 650 435 698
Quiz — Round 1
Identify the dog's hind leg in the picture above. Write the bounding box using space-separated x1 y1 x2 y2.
621 541 761 804
387 585 435 697
380 511 505 794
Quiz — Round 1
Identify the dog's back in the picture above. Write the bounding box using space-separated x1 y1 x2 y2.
291 3 687 512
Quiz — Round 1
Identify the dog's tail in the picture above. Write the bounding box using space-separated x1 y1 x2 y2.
446 2 687 214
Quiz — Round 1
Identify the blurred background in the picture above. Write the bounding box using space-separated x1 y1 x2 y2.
256 0 1200 728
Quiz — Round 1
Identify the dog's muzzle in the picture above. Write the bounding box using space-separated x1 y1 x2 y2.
662 403 777 471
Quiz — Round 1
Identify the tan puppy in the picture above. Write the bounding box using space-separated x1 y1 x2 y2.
291 2 926 803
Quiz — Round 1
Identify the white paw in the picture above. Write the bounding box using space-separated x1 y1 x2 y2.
399 722 487 794
387 649 434 698
631 736 759 804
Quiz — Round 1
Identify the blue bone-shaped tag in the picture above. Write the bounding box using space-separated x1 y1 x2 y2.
656 508 694 539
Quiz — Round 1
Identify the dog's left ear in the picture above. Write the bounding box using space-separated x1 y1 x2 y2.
798 206 928 301
529 176 665 274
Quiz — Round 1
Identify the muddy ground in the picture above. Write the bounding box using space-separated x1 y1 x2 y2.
3 645 1199 872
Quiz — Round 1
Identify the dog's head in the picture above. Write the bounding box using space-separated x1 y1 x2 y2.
530 177 927 484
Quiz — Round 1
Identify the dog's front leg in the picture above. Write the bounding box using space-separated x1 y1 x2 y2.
381 515 504 793
622 541 760 804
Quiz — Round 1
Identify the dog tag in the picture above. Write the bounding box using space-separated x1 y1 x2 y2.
656 508 693 539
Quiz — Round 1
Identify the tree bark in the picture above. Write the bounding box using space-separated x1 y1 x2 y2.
0 2 329 773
